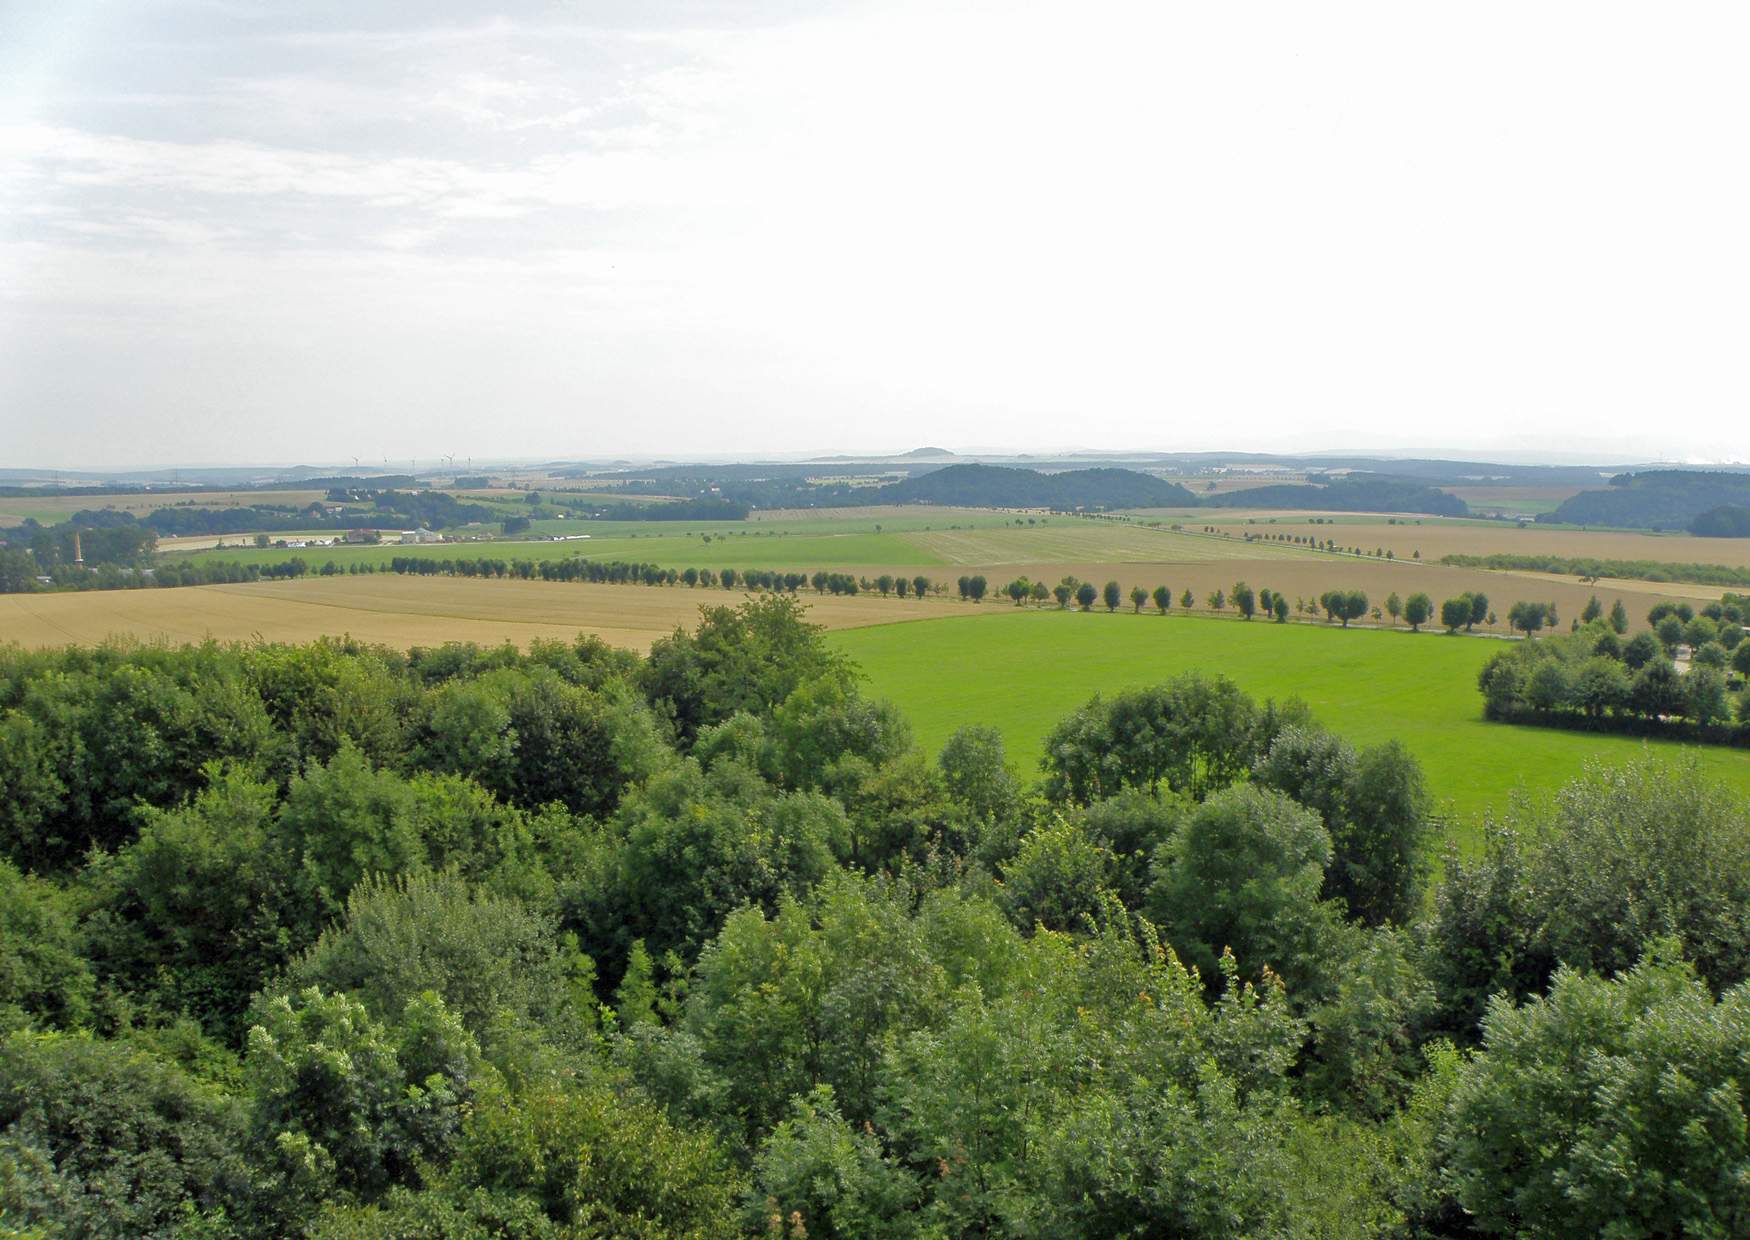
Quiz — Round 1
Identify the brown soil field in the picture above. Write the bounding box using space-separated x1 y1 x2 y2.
0 489 326 527
1191 516 1750 572
0 576 959 653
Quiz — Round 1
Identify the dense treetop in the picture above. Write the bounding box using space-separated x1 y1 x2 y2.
2 597 1749 1237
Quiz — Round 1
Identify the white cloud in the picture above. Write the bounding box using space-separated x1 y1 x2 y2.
1 0 1748 466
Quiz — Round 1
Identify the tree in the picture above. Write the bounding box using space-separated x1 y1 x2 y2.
1444 949 1750 1238
1232 582 1256 621
1041 674 1267 804
1507 600 1548 639
1180 588 1195 609
1076 581 1098 611
967 574 987 603
1030 580 1050 606
1734 640 1750 679
912 575 930 599
1320 589 1368 627
1147 784 1338 995
246 986 477 1210
1152 585 1171 614
1630 660 1683 719
1254 727 1431 928
1684 666 1731 727
0 1029 250 1237
1609 598 1630 634
1402 593 1432 632
1439 596 1471 633
748 1086 924 1240
1129 585 1148 613
1384 592 1402 626
875 574 894 597
1581 595 1602 624
939 725 1019 823
1272 594 1289 622
1468 592 1488 631
1000 819 1118 933
1103 580 1121 612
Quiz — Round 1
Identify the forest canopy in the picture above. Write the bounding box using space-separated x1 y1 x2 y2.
3 596 1749 1237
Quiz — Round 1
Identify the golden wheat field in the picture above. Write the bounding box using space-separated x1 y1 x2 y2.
0 576 956 653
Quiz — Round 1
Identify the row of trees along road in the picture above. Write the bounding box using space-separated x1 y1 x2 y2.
5 596 1750 1235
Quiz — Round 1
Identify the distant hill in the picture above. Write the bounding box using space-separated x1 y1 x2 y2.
1542 470 1750 529
1202 473 1470 517
1690 505 1750 538
875 464 1197 509
899 446 955 458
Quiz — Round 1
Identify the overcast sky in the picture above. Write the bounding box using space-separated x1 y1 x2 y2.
1 1 1746 468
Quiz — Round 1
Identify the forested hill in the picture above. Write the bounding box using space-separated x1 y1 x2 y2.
873 463 1198 508
1541 469 1750 529
1203 472 1470 516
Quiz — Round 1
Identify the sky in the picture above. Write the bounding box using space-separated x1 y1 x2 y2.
1 0 1746 469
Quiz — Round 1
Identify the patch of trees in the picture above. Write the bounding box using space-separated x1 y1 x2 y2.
5 606 1750 1234
1477 608 1749 743
1203 473 1471 517
1442 550 1750 588
1541 468 1750 529
1691 504 1750 538
873 463 1199 509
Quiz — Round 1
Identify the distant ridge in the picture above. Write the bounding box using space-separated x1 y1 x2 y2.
899 446 956 458
874 463 1196 509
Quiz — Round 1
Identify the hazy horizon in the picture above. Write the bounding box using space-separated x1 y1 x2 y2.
3 1 1747 468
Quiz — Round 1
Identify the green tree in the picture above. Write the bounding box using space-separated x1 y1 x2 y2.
1232 581 1256 620
1075 581 1098 611
1581 594 1602 624
0 859 94 1031
1041 674 1267 803
1273 594 1289 622
1384 592 1402 626
1129 585 1148 613
1152 585 1171 614
246 986 477 1211
1507 600 1548 638
1000 818 1117 933
1445 949 1750 1238
1401 592 1431 632
641 595 852 745
938 725 1019 824
1439 596 1471 633
747 1086 924 1240
1684 665 1731 726
1609 597 1630 633
1467 592 1489 631
0 1029 249 1238
1148 784 1339 996
1102 580 1122 612
1255 727 1431 928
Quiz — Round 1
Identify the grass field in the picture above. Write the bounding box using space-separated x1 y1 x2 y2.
0 576 951 653
0 489 327 526
829 610 1750 845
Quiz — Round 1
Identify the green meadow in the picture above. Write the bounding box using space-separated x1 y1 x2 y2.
830 609 1750 850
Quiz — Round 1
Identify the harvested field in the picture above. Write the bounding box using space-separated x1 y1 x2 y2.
0 576 955 653
1193 515 1750 569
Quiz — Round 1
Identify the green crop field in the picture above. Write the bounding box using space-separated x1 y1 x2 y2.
829 609 1750 850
